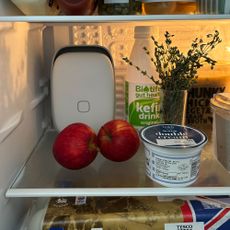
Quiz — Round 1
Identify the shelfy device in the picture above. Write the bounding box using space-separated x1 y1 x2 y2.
51 45 115 132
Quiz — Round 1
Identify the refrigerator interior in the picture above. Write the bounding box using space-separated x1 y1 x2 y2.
1 15 230 229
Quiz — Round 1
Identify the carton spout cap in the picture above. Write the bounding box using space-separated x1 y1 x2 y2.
134 26 152 38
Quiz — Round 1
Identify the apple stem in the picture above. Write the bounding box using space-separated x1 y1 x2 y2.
102 127 113 141
88 137 97 151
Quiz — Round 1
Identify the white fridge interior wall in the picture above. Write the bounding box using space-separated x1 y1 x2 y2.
0 0 23 16
72 21 230 66
0 22 75 230
0 20 230 230
0 22 50 229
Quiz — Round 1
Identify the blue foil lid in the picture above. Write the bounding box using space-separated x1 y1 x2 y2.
140 124 207 149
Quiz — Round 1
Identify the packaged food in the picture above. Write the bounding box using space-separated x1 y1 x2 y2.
57 0 98 15
140 124 208 187
142 0 197 15
198 0 230 14
211 93 230 171
28 196 230 230
186 63 230 129
98 0 142 15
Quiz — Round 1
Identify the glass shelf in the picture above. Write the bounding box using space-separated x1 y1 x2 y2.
0 14 230 23
1 0 230 22
5 130 230 198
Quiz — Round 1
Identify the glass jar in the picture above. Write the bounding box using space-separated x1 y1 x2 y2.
142 0 197 15
57 0 98 15
160 89 188 125
98 0 142 15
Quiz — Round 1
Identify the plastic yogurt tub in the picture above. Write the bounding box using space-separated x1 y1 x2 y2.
140 124 208 187
210 93 230 171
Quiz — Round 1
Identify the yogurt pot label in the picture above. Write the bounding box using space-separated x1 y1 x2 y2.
156 138 196 146
145 148 200 185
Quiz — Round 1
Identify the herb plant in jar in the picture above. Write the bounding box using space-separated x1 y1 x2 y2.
123 30 222 125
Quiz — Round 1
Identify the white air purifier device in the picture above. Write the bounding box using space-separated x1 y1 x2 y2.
51 45 115 132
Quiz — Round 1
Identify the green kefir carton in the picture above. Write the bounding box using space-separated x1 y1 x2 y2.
125 26 160 129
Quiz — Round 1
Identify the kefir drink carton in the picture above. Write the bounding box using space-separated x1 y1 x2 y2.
124 26 160 129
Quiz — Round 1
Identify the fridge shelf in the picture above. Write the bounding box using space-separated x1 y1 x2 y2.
0 14 230 23
5 130 230 198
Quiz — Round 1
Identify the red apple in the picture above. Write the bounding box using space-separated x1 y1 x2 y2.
53 123 98 169
97 119 140 162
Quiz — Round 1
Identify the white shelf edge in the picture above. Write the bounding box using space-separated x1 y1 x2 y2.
0 14 230 23
5 187 230 198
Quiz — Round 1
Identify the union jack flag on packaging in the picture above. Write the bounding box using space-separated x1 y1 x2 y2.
181 196 230 230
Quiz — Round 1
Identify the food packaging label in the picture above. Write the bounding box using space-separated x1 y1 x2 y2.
165 222 204 230
41 196 230 230
141 124 206 148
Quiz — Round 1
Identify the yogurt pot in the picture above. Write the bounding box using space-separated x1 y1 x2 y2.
210 93 230 171
140 124 208 187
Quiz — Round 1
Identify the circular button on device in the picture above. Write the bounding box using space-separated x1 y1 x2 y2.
77 100 90 113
